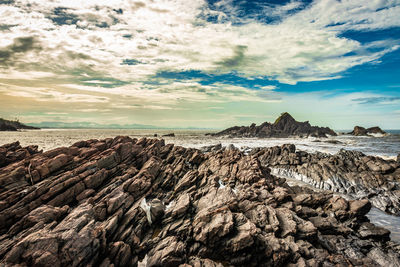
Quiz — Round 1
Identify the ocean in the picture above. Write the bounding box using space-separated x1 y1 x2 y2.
0 128 399 242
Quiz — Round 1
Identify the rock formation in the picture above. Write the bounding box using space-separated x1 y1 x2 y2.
209 112 337 138
349 126 386 136
252 144 400 215
0 137 399 266
0 141 41 168
0 118 40 131
162 133 175 137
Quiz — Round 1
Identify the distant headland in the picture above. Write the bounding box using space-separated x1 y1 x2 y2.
0 118 40 131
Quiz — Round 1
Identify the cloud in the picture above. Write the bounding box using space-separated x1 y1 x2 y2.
0 0 399 128
216 45 247 68
0 0 398 85
0 36 41 65
352 96 400 105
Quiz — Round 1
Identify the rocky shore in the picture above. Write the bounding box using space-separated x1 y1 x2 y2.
251 144 400 216
0 137 400 266
208 112 337 138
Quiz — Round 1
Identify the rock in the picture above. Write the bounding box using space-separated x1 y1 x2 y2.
358 222 390 241
350 126 386 136
258 144 400 215
200 144 222 153
147 236 185 266
0 136 398 267
350 126 368 136
170 193 191 218
208 112 337 138
0 141 40 168
366 126 386 136
349 199 371 216
162 133 175 137
150 199 165 223
193 207 234 245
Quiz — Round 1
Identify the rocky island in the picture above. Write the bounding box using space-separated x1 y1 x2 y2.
0 118 40 131
349 126 387 136
0 137 400 266
209 112 337 138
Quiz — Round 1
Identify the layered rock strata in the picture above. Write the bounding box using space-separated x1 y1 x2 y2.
253 144 400 215
0 137 399 266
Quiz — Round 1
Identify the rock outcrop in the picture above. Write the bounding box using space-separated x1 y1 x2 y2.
209 112 337 138
349 126 386 136
0 118 40 131
252 144 400 215
0 137 399 266
0 141 41 169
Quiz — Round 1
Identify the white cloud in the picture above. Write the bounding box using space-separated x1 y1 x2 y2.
1 0 398 86
0 83 109 103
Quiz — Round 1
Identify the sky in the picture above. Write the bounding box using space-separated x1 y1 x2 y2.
0 0 399 129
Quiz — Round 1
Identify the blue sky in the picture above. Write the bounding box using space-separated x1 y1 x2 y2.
0 0 399 129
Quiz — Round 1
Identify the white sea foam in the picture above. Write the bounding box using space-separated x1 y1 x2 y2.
368 133 386 138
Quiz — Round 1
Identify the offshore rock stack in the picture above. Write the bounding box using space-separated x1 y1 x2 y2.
208 112 337 138
0 137 399 266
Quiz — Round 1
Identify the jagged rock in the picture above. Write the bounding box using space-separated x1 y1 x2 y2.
358 222 390 241
0 141 40 169
208 112 337 138
0 137 399 266
258 144 400 215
